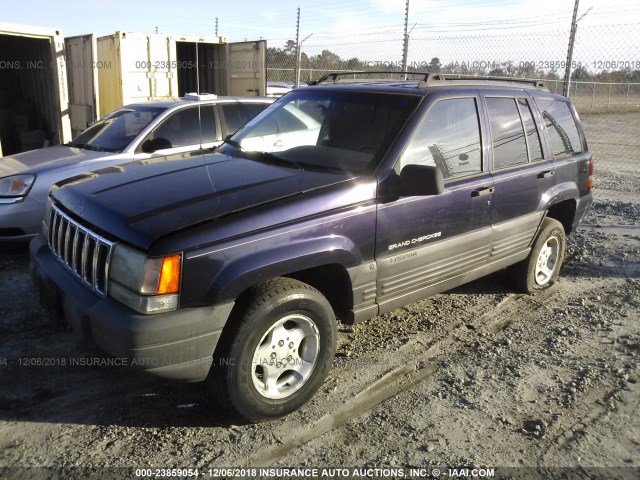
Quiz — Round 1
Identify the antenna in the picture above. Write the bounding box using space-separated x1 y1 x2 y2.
195 42 200 96
195 41 202 147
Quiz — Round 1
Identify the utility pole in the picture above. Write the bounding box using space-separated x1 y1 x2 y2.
563 0 580 97
295 7 301 86
215 18 218 37
402 0 410 77
296 34 312 87
563 3 592 97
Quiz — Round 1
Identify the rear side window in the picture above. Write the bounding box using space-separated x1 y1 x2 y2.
221 103 270 136
399 97 482 179
145 106 215 148
536 98 583 158
486 97 528 169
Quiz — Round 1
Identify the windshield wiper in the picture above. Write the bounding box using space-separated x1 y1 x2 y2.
67 142 107 152
82 144 107 152
245 151 301 170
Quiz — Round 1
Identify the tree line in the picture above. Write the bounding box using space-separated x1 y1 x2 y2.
267 41 640 84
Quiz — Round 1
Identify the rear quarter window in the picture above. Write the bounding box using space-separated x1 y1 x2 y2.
535 98 583 158
221 103 270 136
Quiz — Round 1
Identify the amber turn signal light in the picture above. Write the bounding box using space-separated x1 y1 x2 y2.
157 254 181 294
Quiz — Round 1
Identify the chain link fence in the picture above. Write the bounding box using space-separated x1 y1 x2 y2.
266 19 640 209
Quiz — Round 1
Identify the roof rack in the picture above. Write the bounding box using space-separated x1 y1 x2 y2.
309 71 547 90
183 92 218 100
418 74 547 89
310 71 433 85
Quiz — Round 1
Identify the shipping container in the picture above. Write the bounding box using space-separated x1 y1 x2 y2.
0 23 72 156
64 32 266 129
65 34 100 138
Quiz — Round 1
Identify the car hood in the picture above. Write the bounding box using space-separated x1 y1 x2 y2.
0 145 119 177
51 152 355 250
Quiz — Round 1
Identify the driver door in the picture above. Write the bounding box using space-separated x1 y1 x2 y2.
375 94 494 314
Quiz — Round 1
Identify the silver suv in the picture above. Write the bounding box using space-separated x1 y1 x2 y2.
0 94 274 241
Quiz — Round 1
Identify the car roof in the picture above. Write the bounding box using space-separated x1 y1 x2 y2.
310 81 558 93
302 75 565 99
122 96 275 110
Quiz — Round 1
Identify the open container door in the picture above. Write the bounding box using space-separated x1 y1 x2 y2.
65 34 100 137
226 40 266 96
0 22 72 155
118 32 177 106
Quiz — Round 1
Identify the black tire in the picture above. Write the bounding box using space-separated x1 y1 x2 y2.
206 278 336 422
507 217 566 294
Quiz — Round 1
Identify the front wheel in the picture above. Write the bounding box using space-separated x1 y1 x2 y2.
207 278 336 422
507 217 566 293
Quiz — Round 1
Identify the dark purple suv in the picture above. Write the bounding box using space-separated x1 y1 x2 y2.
30 73 593 421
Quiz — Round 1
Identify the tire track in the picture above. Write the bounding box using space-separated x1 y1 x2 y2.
245 363 439 468
243 287 565 468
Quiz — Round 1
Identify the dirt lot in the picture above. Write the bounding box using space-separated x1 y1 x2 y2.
0 113 638 479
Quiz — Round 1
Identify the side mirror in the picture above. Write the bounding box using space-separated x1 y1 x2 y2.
141 137 172 153
398 164 444 197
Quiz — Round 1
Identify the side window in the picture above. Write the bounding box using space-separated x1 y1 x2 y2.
249 106 309 137
517 98 544 161
145 106 213 148
221 103 270 136
536 98 583 158
485 97 528 169
399 97 482 179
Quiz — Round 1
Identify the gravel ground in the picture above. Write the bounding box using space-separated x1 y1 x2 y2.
0 113 638 480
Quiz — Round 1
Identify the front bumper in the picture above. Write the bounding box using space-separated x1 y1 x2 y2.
0 196 44 242
30 235 234 382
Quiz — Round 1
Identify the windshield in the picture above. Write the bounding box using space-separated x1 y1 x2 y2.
70 106 167 152
223 90 421 173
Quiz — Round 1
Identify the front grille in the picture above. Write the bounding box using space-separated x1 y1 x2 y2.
48 203 115 297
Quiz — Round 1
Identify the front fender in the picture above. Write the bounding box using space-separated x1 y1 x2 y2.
205 235 361 305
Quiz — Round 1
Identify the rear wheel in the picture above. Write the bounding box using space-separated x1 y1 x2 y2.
507 217 566 293
207 278 336 422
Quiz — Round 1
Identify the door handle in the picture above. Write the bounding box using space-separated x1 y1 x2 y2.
471 186 495 197
538 170 555 179
273 140 284 147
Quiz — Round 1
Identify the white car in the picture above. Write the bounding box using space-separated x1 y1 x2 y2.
238 102 322 152
0 94 274 241
266 82 293 97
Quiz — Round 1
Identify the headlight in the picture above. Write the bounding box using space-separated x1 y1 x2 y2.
0 174 36 197
108 244 182 314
